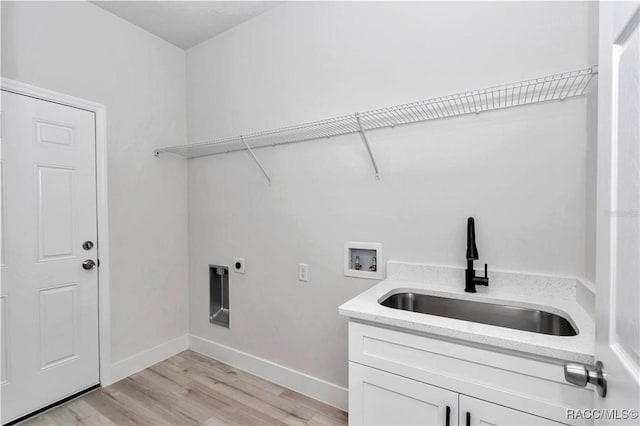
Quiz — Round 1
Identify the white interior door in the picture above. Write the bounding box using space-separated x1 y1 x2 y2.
594 1 640 423
0 90 100 424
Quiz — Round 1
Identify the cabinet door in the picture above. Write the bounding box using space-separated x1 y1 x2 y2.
349 362 458 426
459 395 565 426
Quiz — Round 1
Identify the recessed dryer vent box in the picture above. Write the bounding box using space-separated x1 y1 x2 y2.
344 242 383 279
210 265 229 328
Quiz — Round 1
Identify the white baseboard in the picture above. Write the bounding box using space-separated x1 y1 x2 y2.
188 334 348 411
107 334 189 385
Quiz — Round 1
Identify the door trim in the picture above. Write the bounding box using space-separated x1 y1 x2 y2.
1 78 113 385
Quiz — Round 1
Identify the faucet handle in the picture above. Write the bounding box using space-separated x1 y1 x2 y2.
477 264 489 286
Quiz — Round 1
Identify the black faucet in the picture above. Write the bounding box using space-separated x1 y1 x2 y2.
465 217 489 292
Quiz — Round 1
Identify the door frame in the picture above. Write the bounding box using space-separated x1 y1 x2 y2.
1 78 113 386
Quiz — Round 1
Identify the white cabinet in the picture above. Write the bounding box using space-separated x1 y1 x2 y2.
460 396 563 426
350 363 458 426
349 364 563 426
348 322 593 426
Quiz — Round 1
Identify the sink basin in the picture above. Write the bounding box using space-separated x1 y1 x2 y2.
379 292 578 336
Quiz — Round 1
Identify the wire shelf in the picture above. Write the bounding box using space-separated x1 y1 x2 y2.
155 66 597 159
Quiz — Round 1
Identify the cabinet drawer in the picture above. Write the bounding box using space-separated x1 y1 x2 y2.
349 321 592 425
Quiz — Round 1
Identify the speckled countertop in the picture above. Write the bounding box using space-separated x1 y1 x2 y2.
339 261 595 364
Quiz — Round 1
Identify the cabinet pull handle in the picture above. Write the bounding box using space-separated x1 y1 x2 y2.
466 411 471 426
445 406 451 426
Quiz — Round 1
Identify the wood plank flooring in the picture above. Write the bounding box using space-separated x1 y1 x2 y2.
20 350 348 426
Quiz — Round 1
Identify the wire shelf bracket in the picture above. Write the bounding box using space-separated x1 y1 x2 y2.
355 113 380 179
240 135 272 183
154 66 598 180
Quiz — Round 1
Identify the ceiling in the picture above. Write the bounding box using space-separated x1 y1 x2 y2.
92 1 281 50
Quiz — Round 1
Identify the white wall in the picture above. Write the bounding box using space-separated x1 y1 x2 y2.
186 1 597 390
1 1 189 366
585 4 599 285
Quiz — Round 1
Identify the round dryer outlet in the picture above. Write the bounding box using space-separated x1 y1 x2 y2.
233 257 245 273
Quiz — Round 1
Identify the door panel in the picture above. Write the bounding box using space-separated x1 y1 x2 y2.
35 120 75 148
595 2 640 422
612 4 640 370
37 165 75 260
459 395 563 426
1 160 6 267
39 284 78 369
349 362 458 426
0 90 99 424
0 296 6 384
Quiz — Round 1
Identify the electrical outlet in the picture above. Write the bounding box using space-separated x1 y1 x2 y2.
233 257 245 273
298 263 308 282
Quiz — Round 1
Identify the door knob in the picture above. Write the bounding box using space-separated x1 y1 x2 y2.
82 259 96 270
564 361 607 397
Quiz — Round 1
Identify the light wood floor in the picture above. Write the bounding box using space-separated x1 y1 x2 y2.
21 350 348 426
